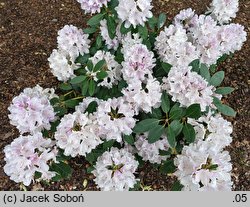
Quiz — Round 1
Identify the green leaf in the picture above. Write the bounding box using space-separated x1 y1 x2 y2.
64 99 80 108
216 103 236 117
189 59 200 73
171 181 183 191
160 160 176 174
169 104 183 120
138 25 148 40
96 35 102 49
102 140 115 150
88 79 96 96
161 62 172 74
82 79 89 96
199 64 210 81
166 126 176 148
94 59 106 72
169 120 183 136
149 107 163 119
70 75 86 85
87 13 105 26
86 166 95 174
148 125 164 143
148 16 158 30
120 21 131 34
85 101 98 113
75 54 90 64
161 92 170 113
158 13 167 29
123 135 135 145
59 83 72 91
50 162 72 181
186 104 201 119
209 71 225 87
50 97 60 105
83 27 97 34
97 70 108 80
87 60 94 71
133 119 160 133
54 106 67 116
107 15 116 39
215 87 234 95
183 123 196 143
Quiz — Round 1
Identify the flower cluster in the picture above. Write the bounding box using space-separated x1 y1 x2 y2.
92 147 139 191
4 133 58 186
5 0 247 191
8 85 57 134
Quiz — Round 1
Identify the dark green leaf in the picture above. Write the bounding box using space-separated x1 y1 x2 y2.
50 97 60 105
85 101 98 113
209 71 225 87
59 83 72 91
161 62 172 74
50 162 72 181
216 103 236 117
160 160 176 174
82 79 89 96
161 92 170 113
171 181 183 191
169 120 183 136
107 15 116 39
70 75 86 84
199 64 210 81
148 125 164 143
166 126 176 148
158 13 167 29
138 25 148 40
64 99 80 108
86 166 95 174
54 106 67 116
133 119 160 133
120 21 131 34
123 134 135 145
96 35 103 49
94 59 106 72
83 27 97 34
88 79 96 96
169 104 183 120
183 123 196 143
148 16 158 30
102 140 115 150
87 60 94 71
186 104 201 119
149 107 163 119
87 13 105 26
215 87 234 95
189 59 200 73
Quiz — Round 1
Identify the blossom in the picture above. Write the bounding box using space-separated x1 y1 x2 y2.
55 111 102 157
188 113 233 151
162 66 214 111
8 85 57 134
90 50 122 88
173 8 195 28
135 133 169 164
4 133 58 186
76 97 101 113
95 97 136 142
48 49 78 81
122 76 162 114
116 0 153 28
155 25 198 66
77 0 110 14
122 43 156 83
208 0 239 24
57 25 90 58
174 140 232 191
100 20 122 50
218 23 247 55
93 147 139 191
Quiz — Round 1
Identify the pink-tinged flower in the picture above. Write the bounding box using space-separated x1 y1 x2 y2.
77 0 110 14
93 147 139 191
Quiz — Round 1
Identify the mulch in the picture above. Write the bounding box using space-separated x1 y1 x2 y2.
0 0 249 191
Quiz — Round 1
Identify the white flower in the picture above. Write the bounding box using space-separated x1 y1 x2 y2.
121 32 143 52
57 25 90 58
77 0 110 14
90 50 122 88
55 111 102 157
135 133 169 164
174 140 233 191
4 133 58 186
100 20 123 50
95 97 136 142
162 66 214 111
75 97 101 113
218 24 247 55
93 147 139 191
122 43 156 83
173 8 195 28
48 49 78 81
208 0 239 24
122 76 162 114
188 113 233 151
8 85 57 134
116 0 153 28
155 25 198 66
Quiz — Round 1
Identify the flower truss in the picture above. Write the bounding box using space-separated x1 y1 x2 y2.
5 0 247 191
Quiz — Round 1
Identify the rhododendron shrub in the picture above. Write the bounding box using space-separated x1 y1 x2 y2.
5 0 247 191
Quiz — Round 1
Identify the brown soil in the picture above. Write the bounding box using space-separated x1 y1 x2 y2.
0 0 249 191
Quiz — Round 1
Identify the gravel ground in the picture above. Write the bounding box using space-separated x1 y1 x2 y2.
0 0 249 191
